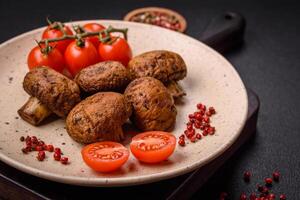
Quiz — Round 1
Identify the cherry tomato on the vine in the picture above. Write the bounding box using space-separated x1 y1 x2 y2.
42 24 73 54
83 23 106 48
27 46 64 72
64 40 99 77
98 37 132 66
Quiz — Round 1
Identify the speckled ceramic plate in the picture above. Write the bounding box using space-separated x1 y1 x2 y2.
0 20 248 186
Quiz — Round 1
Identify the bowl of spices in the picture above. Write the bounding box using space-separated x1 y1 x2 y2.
124 7 187 32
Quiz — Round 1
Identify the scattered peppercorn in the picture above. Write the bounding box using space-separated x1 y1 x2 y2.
244 171 251 182
54 152 61 161
178 139 185 146
37 151 45 161
249 193 256 200
240 193 247 200
60 157 68 165
20 135 69 164
279 194 286 200
265 177 273 186
219 192 228 200
272 171 280 182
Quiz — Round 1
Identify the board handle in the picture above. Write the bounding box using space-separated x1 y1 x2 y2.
200 12 246 53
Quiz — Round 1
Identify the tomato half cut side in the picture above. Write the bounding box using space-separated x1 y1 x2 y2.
81 141 129 172
130 131 176 164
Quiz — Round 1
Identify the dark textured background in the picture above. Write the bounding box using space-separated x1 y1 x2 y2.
0 0 300 199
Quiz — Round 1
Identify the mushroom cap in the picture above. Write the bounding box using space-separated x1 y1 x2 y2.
128 50 187 83
124 77 177 131
23 66 81 117
74 61 131 93
66 92 132 143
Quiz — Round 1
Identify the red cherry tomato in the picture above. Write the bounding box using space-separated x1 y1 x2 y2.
27 46 64 72
64 40 99 76
81 141 129 172
83 23 106 48
130 131 176 163
42 24 73 54
98 37 132 66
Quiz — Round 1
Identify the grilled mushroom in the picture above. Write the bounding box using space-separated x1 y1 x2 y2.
127 50 187 98
74 61 131 94
124 77 177 131
18 66 81 126
66 92 132 143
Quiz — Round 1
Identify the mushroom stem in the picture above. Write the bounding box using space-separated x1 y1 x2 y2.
165 81 186 99
18 97 52 126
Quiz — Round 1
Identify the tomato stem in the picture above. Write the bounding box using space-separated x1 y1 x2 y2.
39 26 128 45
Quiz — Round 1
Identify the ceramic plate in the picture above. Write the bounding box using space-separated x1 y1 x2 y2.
0 20 248 186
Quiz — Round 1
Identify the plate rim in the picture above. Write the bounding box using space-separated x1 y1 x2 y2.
0 20 248 186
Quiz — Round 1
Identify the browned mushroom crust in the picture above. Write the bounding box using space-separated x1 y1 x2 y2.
74 61 131 93
66 92 132 143
124 77 177 131
127 50 187 83
22 66 81 118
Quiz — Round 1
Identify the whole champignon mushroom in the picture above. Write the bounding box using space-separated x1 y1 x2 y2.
124 77 177 131
66 92 132 143
128 50 187 82
18 66 81 126
74 61 131 94
127 50 187 99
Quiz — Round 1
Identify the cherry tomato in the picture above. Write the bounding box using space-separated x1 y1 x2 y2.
81 141 129 172
27 46 64 72
42 24 73 54
83 23 106 48
130 131 176 163
98 37 132 66
64 40 99 76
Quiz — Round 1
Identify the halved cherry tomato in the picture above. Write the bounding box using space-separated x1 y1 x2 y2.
64 40 99 77
81 141 129 172
42 24 73 54
83 23 106 48
27 46 64 72
130 131 176 163
98 37 132 66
